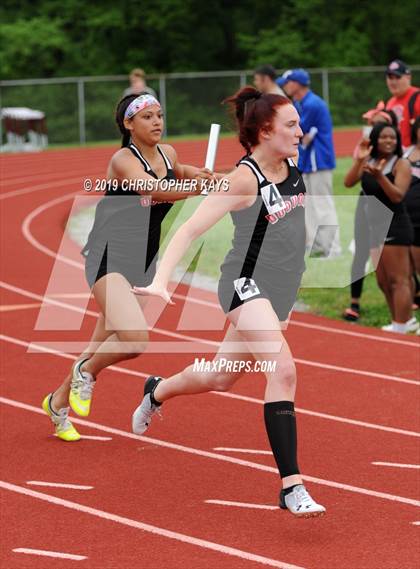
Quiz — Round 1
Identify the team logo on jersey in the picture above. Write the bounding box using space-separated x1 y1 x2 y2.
233 277 261 301
140 196 160 207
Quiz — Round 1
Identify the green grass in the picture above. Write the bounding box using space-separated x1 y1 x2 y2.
161 156 393 329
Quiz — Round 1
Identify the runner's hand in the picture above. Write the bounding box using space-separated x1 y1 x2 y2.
194 167 216 181
131 283 174 304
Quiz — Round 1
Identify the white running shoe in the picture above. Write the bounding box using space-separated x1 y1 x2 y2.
69 358 95 417
381 317 419 334
280 484 326 518
132 376 163 435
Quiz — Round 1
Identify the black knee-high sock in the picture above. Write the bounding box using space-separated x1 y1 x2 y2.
264 401 299 478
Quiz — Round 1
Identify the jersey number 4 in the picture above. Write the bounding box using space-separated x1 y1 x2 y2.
261 183 286 215
234 277 261 301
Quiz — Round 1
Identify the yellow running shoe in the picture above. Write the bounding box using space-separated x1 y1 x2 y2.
69 358 95 417
42 393 81 442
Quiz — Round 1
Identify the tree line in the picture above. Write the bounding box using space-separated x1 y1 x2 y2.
1 0 419 80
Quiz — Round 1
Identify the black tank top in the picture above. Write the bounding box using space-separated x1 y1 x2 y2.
82 143 174 272
221 155 306 276
361 155 404 214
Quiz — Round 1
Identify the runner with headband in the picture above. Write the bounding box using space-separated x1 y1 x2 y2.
42 92 218 441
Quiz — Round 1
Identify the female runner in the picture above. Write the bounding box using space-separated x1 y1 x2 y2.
132 87 326 517
43 93 215 441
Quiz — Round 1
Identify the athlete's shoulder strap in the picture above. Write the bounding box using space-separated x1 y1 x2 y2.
128 143 152 172
157 145 173 169
238 156 267 185
403 145 415 159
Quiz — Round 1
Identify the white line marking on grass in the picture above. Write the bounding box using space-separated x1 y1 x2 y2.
12 548 86 561
26 481 93 490
2 482 305 569
372 462 420 469
1 333 419 438
1 396 420 508
214 448 271 455
206 500 278 511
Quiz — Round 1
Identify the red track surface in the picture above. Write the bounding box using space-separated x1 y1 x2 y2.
1 144 419 569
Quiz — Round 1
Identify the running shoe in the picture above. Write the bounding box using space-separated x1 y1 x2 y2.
132 376 163 435
69 358 95 417
381 317 419 333
343 306 360 322
280 484 326 518
42 393 81 442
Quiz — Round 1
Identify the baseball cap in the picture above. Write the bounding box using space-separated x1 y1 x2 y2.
276 68 310 87
386 59 411 77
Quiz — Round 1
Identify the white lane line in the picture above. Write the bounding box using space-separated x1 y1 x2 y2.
0 173 102 201
215 391 420 438
412 521 420 525
294 358 419 386
12 548 86 561
26 481 93 490
21 191 88 269
2 396 420 508
1 179 85 201
214 448 271 455
1 332 419 438
0 303 41 312
17 187 420 350
2 281 418 387
54 433 112 441
171 293 420 348
81 435 112 441
206 500 278 511
2 482 305 569
371 462 420 470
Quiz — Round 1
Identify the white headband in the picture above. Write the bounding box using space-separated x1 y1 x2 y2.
124 94 161 120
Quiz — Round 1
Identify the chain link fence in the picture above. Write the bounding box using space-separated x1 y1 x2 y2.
1 66 419 146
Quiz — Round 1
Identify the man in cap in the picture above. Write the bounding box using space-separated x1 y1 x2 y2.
277 69 341 258
385 59 420 148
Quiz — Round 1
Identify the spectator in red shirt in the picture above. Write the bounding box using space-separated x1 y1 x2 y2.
385 59 420 148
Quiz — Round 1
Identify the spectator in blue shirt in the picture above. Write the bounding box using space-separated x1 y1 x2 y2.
277 69 341 257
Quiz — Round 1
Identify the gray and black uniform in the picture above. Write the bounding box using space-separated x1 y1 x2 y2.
218 155 306 320
361 155 413 247
82 143 174 288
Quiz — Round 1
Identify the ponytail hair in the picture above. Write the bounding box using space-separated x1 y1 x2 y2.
223 86 290 154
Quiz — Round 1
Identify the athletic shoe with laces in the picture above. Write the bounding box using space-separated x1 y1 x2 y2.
280 484 326 518
381 317 419 333
132 376 163 435
42 393 81 442
69 357 95 417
